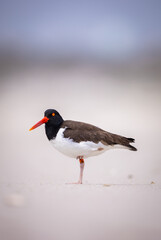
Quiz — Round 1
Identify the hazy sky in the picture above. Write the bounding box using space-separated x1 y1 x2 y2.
0 0 161 57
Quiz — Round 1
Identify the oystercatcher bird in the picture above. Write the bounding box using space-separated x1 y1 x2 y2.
29 109 137 184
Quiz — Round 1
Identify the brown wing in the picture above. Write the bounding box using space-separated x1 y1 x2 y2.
61 120 137 151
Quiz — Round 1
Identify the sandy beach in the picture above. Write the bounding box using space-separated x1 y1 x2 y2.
1 182 161 240
0 68 161 240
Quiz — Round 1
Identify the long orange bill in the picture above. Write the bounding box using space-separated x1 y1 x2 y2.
29 116 49 131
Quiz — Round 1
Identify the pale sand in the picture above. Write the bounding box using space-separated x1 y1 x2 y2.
0 183 161 240
0 69 161 240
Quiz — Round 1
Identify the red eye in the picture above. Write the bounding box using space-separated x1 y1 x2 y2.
52 113 55 116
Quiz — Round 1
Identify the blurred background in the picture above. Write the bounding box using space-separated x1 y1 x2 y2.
0 1 161 240
0 0 161 184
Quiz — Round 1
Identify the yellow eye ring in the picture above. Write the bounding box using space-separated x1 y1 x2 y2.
52 113 55 116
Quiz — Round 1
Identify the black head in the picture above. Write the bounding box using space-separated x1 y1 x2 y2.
44 109 64 127
29 109 64 140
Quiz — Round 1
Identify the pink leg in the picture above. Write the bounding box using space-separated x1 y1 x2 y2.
66 158 85 184
77 159 85 184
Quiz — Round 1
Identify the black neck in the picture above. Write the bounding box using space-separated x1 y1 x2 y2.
45 124 62 140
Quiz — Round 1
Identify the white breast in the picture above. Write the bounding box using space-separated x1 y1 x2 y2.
49 128 126 159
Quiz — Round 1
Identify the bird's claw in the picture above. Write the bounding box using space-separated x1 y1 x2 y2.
66 181 82 185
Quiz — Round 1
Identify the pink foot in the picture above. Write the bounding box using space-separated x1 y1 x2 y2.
66 181 82 185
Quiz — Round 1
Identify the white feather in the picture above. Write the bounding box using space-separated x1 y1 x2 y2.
50 128 128 159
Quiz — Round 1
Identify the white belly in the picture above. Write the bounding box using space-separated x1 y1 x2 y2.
50 128 127 159
50 128 109 159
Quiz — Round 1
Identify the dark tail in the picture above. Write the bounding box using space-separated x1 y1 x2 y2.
127 138 135 143
127 138 137 151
